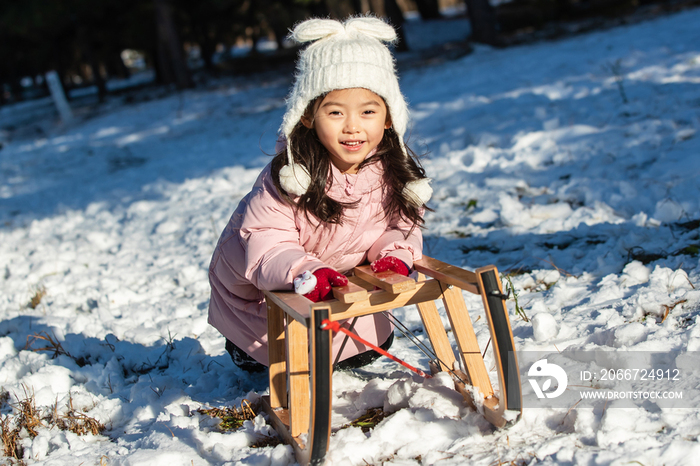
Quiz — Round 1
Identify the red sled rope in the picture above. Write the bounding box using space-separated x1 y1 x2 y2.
320 319 432 379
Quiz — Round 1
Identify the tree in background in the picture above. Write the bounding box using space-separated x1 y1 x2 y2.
0 0 412 104
1 0 673 106
178 0 244 72
325 0 358 18
0 0 142 102
384 0 409 51
464 0 499 45
0 1 79 102
154 0 193 89
414 0 441 19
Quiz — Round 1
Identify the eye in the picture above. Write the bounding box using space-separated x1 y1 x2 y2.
363 110 376 115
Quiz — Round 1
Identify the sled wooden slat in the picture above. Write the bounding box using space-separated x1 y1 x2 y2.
332 281 369 303
329 279 444 322
264 290 312 326
348 275 376 290
415 300 456 372
267 280 443 324
354 265 417 294
451 370 507 428
414 257 480 295
264 256 521 466
267 300 287 409
260 397 308 464
286 317 310 437
441 283 495 398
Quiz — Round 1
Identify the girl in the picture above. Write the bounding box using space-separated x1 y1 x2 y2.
208 16 432 372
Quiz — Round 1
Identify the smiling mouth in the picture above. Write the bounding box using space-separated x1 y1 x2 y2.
341 140 364 149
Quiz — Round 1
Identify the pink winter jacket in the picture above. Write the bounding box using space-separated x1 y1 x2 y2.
208 159 423 365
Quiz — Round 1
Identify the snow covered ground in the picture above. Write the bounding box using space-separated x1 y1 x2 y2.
2 8 700 466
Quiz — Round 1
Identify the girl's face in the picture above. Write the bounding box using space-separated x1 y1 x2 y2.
302 88 391 174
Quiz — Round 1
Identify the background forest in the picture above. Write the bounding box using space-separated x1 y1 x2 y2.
1 0 693 107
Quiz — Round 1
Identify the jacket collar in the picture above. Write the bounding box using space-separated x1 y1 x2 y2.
328 152 384 199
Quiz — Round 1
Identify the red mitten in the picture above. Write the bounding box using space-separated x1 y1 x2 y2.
371 256 410 276
295 268 348 303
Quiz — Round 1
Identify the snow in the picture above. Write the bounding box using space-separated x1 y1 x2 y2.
2 7 700 465
530 313 559 341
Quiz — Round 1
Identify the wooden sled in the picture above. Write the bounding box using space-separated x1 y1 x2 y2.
261 256 522 465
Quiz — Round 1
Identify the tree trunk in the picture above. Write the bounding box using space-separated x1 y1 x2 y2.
351 0 364 14
152 43 171 85
465 0 499 45
9 79 23 103
54 46 71 101
76 24 107 102
414 0 441 19
195 23 216 73
86 48 107 102
265 2 292 52
384 0 408 52
4 63 22 103
90 61 108 103
200 37 215 72
154 0 193 89
325 0 356 18
112 51 131 79
309 0 330 17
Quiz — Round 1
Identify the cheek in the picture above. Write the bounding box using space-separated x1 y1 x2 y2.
371 126 387 141
315 127 335 147
313 121 336 140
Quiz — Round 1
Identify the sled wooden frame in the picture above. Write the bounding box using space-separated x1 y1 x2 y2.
261 256 522 465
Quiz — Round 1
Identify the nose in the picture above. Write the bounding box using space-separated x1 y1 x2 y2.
343 115 360 133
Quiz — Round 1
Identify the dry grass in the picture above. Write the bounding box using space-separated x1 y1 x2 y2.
14 386 43 438
536 257 575 278
0 386 105 461
250 435 283 449
24 331 73 359
28 285 47 309
1 386 40 462
197 399 281 448
489 454 536 466
197 399 258 432
661 299 688 323
51 395 105 436
1 414 23 462
340 407 390 433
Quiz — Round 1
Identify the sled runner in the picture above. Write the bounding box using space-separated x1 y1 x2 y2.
261 256 522 465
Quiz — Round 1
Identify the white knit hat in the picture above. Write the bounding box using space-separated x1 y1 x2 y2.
278 16 431 205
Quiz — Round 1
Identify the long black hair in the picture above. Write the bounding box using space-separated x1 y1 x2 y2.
271 96 429 228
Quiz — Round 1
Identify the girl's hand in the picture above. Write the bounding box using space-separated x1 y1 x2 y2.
295 268 348 302
370 256 410 277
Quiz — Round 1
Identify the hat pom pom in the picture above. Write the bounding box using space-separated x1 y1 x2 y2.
403 178 432 206
279 162 311 196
